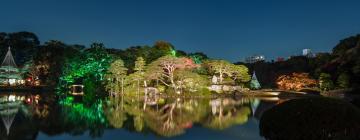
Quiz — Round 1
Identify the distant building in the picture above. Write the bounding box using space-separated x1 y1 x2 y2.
302 49 315 57
302 49 311 56
245 55 265 63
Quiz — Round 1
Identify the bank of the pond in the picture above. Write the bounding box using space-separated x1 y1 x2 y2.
0 86 54 92
136 90 317 99
259 97 360 140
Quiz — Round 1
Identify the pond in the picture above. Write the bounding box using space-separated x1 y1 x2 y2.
0 92 357 140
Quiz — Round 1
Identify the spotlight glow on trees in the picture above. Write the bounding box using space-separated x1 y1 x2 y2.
276 73 317 90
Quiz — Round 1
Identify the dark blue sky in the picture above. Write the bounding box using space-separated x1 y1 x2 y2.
1 0 360 62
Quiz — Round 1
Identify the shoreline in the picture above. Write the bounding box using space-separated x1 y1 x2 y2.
0 86 54 93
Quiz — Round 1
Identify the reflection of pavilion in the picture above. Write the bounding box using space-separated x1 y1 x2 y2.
0 95 22 135
0 94 47 140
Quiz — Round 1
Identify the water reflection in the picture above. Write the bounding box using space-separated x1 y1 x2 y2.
103 95 282 137
0 93 286 139
0 93 43 139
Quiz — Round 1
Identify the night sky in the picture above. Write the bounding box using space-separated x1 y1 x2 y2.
1 0 360 62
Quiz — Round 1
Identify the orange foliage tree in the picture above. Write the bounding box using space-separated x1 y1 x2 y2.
276 73 317 90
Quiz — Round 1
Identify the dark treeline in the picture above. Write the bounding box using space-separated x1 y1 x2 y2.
1 31 359 90
236 34 360 90
0 31 208 86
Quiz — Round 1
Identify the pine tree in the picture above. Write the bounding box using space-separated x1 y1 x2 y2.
133 57 146 94
250 71 261 90
105 59 127 95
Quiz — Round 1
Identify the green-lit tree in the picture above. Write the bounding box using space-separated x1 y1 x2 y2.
189 52 208 64
33 40 83 85
105 59 128 95
250 72 261 89
58 42 113 103
319 73 334 91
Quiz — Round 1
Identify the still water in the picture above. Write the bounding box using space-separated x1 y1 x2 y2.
0 93 289 140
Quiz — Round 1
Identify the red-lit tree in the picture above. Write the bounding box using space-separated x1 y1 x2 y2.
276 73 317 90
145 55 198 91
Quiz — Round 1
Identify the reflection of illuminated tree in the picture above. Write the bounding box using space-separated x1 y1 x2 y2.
144 102 185 137
250 99 260 116
204 98 251 130
104 95 145 131
60 96 107 138
142 98 209 137
102 96 253 137
125 97 145 132
34 104 49 118
104 96 127 128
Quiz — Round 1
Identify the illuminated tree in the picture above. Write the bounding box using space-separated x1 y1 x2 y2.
319 73 334 91
58 42 112 96
230 64 251 84
105 59 127 95
22 60 40 85
133 57 146 93
60 43 112 84
174 70 210 93
189 52 208 64
250 72 261 89
205 60 250 85
144 56 197 91
33 40 83 85
206 60 232 83
144 60 163 86
276 73 317 90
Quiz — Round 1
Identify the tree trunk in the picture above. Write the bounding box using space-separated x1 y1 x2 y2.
121 77 124 95
219 72 223 84
144 80 147 87
170 73 176 90
137 80 140 95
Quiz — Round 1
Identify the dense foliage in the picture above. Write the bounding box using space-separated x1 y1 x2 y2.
236 34 360 91
1 31 360 93
276 73 317 90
